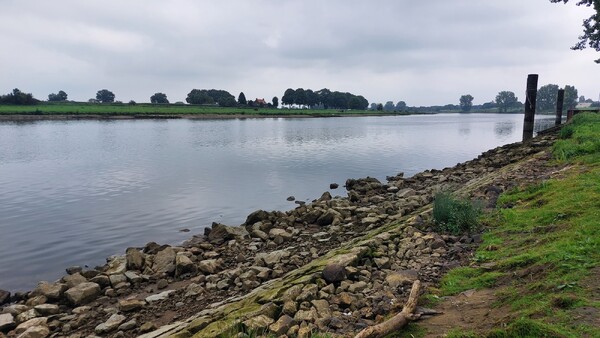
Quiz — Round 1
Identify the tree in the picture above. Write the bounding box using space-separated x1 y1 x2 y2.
550 0 600 63
536 84 560 112
48 90 68 102
272 96 279 108
495 91 519 112
0 88 37 105
96 89 115 103
282 88 295 107
219 96 237 107
370 103 378 110
395 101 407 111
186 89 214 104
150 92 169 104
294 88 306 107
383 101 395 111
564 85 579 109
238 92 247 105
459 94 474 112
377 103 383 111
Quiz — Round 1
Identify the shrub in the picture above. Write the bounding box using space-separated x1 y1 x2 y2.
433 192 482 234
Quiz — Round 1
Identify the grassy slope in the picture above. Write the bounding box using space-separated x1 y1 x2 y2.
0 103 383 116
429 113 600 337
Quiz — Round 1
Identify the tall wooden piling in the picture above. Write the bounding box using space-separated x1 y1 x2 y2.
555 89 565 126
523 74 538 141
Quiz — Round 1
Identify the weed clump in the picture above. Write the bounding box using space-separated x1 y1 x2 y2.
433 192 482 234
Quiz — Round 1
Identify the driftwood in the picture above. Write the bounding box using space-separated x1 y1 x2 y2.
354 280 422 338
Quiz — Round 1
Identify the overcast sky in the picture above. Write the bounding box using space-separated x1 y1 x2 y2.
1 0 598 106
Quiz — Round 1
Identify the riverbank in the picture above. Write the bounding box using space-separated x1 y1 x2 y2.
0 115 597 337
0 103 412 121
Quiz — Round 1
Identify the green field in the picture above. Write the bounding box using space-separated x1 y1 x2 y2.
0 102 391 117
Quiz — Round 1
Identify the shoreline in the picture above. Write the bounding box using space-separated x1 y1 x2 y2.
0 130 561 337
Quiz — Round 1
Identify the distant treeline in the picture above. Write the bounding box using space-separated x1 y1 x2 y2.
0 89 38 105
281 88 369 110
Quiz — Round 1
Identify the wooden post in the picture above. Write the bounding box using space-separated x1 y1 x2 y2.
555 89 565 126
567 109 574 121
523 74 538 141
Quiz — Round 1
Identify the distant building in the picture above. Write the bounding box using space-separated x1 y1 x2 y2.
255 98 267 106
576 102 592 109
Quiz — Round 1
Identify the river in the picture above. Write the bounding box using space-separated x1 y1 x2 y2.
0 113 556 291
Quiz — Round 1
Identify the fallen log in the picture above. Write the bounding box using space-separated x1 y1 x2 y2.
354 280 421 338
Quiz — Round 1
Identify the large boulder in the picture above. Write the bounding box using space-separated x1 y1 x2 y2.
64 282 101 305
385 270 419 288
175 254 197 277
125 248 145 271
62 273 87 288
207 223 249 245
245 210 270 226
345 177 383 195
0 313 16 332
152 247 176 275
255 250 291 267
95 314 126 334
322 263 347 283
32 282 67 301
197 259 221 275
0 289 10 305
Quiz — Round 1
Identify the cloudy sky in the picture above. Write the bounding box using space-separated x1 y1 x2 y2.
0 0 598 106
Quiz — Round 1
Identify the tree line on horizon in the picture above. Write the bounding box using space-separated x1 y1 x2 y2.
2 85 598 113
371 84 593 114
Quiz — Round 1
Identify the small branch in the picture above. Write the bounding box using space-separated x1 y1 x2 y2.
354 280 421 338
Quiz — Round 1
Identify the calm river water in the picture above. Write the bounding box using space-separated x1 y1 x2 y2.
0 113 555 291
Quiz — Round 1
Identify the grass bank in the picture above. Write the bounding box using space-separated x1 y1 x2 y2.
426 113 600 337
0 102 402 117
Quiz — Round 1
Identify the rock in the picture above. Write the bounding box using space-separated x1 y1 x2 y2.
322 264 347 283
124 271 143 284
139 321 157 333
269 314 294 335
109 274 128 287
243 315 274 332
1 305 29 316
245 210 270 226
396 188 416 198
184 283 203 297
294 308 317 322
311 299 331 318
330 183 339 189
65 266 82 275
348 281 368 293
62 273 87 288
15 325 49 338
0 290 10 306
153 247 176 275
287 196 295 201
32 305 59 316
198 259 221 275
16 310 39 324
208 222 249 245
256 250 290 267
94 314 126 334
319 191 332 202
145 290 175 303
32 282 67 301
385 270 419 288
0 313 16 331
156 278 169 289
89 275 110 288
25 296 46 307
176 254 197 277
374 257 391 269
118 299 145 312
15 318 47 335
143 242 163 255
118 319 137 331
125 248 145 271
105 256 127 275
316 209 339 226
64 282 101 305
269 228 293 240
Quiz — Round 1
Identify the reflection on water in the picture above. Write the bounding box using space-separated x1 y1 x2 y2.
0 113 555 291
495 121 515 137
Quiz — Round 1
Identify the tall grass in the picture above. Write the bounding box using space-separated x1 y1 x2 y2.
432 192 482 234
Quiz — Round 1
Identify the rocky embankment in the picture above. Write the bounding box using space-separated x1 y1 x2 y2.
0 133 560 338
